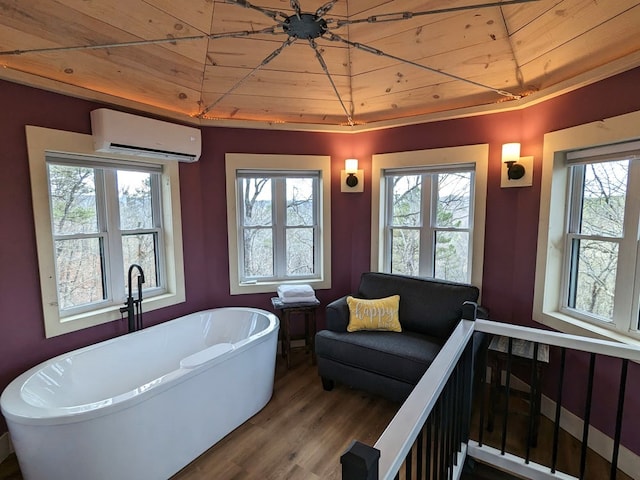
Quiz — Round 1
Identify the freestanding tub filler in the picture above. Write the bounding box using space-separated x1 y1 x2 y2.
0 307 279 480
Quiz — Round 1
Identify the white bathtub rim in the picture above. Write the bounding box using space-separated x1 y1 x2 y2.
1 307 279 427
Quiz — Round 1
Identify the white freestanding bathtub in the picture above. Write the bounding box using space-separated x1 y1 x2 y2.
0 307 279 480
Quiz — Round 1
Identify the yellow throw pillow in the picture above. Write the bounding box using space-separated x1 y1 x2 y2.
346 295 401 332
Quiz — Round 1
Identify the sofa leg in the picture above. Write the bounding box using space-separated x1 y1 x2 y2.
321 377 335 391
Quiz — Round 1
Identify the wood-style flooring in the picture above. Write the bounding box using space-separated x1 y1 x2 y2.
468 392 634 480
171 351 399 479
0 349 632 479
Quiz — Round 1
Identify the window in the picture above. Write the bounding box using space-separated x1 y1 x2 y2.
371 145 488 288
383 167 474 283
237 172 319 283
27 126 185 337
226 154 331 294
47 159 164 315
534 110 640 343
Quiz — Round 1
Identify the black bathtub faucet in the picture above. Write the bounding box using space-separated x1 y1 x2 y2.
120 264 145 333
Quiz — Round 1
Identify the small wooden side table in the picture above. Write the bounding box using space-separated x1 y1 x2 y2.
271 297 320 369
487 336 549 447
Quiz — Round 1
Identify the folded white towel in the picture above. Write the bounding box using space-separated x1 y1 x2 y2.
277 284 314 299
280 295 318 304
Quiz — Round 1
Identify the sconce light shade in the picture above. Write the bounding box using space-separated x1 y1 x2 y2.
502 143 521 163
345 158 359 173
341 158 364 192
501 142 533 188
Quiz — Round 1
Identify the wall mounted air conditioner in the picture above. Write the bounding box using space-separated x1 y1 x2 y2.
90 109 201 162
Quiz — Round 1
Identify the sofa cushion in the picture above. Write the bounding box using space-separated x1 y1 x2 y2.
315 329 444 385
358 272 479 339
346 295 402 332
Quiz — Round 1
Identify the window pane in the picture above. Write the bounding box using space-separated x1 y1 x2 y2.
122 234 158 289
118 171 153 230
569 239 618 320
242 178 272 226
55 238 105 309
48 165 98 235
390 229 420 276
437 172 471 228
243 228 273 277
435 231 469 282
286 178 314 226
580 161 628 237
286 227 314 275
391 175 421 227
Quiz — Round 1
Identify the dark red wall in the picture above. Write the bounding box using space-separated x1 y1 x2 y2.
1 68 640 454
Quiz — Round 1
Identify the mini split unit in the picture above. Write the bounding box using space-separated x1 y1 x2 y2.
90 108 202 162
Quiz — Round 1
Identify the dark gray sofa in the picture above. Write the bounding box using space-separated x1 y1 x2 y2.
315 272 487 403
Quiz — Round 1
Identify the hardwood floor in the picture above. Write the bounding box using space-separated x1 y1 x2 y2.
171 351 399 479
0 350 633 479
468 393 634 480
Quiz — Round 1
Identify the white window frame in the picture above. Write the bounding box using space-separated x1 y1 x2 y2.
382 165 475 282
534 109 640 344
27 126 186 338
226 154 331 295
236 171 321 283
47 157 167 317
371 145 488 289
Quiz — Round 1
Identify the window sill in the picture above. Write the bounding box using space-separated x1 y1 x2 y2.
47 291 185 338
230 278 330 295
536 310 640 348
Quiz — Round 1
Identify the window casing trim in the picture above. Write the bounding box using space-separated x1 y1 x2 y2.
225 154 331 295
371 144 488 291
26 126 186 338
534 109 640 345
236 171 321 283
382 168 475 280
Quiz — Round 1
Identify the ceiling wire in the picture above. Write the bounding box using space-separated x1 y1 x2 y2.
0 27 282 56
499 4 526 90
197 37 298 118
308 39 354 126
0 0 541 123
325 33 521 99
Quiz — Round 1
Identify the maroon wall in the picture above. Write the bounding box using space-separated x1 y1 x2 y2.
1 67 640 454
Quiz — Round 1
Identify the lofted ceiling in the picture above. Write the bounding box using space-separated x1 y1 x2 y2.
1 0 640 128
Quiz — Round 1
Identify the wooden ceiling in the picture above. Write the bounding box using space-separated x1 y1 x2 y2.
1 0 639 128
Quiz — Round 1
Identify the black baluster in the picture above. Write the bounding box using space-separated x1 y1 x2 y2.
610 358 628 480
579 353 596 480
551 347 566 473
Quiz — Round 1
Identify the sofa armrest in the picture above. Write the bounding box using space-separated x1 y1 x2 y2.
325 295 351 332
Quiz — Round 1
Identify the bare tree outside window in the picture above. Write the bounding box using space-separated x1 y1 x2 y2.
239 173 319 282
49 165 104 309
241 178 273 278
434 172 471 283
568 160 628 320
387 170 472 283
48 163 163 313
390 175 421 276
286 178 315 276
118 171 158 288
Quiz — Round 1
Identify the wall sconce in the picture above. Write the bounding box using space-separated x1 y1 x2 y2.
341 158 364 192
501 143 533 188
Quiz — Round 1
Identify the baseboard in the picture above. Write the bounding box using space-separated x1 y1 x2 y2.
494 371 640 479
0 431 12 465
539 394 639 479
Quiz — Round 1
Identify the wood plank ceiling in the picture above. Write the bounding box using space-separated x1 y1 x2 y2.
1 0 639 127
